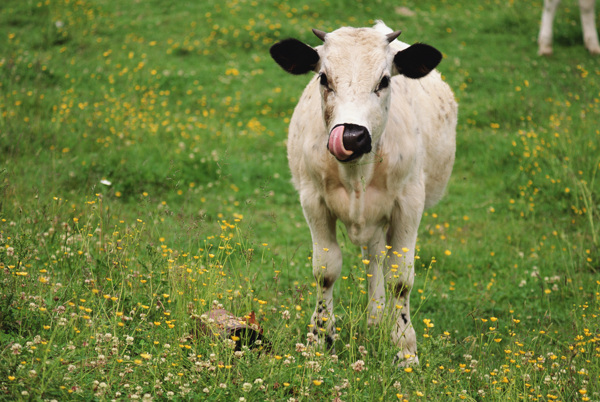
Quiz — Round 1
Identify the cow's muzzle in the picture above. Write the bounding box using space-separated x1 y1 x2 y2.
327 123 372 162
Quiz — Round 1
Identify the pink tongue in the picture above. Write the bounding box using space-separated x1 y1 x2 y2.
328 126 353 160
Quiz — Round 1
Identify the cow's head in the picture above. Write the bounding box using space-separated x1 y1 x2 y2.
270 25 442 162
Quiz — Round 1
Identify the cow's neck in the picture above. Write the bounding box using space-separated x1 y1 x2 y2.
336 155 384 242
338 155 377 193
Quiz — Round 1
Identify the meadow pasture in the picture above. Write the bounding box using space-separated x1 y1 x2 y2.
1 0 599 400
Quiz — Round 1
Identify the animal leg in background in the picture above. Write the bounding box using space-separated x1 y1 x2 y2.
538 0 600 55
580 0 600 54
538 0 561 55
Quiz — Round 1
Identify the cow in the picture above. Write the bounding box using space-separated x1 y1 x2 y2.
270 21 457 365
538 0 600 55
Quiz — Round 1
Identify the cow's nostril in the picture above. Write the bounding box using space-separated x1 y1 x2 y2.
342 124 372 155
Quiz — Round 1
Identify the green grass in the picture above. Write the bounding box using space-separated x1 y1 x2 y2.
1 0 599 400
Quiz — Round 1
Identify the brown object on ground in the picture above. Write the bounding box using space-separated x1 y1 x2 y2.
194 308 269 351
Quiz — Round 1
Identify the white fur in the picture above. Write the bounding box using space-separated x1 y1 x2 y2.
286 22 457 365
538 0 600 55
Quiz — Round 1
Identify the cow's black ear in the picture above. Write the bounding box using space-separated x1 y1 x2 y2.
393 43 442 79
270 38 320 75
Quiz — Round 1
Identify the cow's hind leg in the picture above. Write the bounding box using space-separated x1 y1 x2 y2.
579 0 600 54
302 194 341 351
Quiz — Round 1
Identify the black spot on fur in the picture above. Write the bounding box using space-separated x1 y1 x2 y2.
325 334 334 350
393 282 410 299
320 275 336 290
401 313 408 325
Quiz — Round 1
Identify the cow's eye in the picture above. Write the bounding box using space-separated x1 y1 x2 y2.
376 76 390 92
319 73 331 90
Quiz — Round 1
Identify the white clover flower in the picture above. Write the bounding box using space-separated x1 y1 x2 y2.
11 343 22 355
351 360 366 372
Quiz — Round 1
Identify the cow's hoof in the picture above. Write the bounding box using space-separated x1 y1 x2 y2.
315 338 336 355
538 46 553 56
367 311 384 327
394 352 419 368
587 45 600 55
308 329 337 354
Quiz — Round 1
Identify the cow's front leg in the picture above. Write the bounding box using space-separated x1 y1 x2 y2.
301 194 341 351
388 247 418 367
387 187 425 366
364 234 388 326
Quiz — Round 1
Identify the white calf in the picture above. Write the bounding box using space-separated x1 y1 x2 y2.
538 0 600 55
270 22 457 365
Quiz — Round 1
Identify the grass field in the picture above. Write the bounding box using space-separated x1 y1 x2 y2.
1 0 599 400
